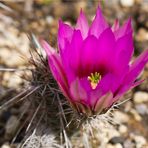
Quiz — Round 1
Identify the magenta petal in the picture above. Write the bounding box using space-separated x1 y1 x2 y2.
94 92 113 113
97 28 115 59
42 5 148 114
70 78 87 102
58 20 73 51
89 73 114 106
89 6 108 38
126 49 148 82
92 73 123 108
96 73 115 93
41 40 64 82
60 30 83 83
130 50 148 71
112 19 119 32
91 71 125 106
114 18 132 39
80 35 98 76
94 28 116 73
113 32 134 75
116 50 148 96
131 80 144 89
69 30 83 77
40 39 56 55
76 9 89 38
41 40 69 97
78 77 92 93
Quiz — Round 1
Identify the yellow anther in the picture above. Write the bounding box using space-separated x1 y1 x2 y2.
88 72 101 89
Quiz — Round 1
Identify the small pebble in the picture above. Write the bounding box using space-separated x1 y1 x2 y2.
136 28 148 42
133 91 148 104
106 144 115 148
107 143 123 148
113 111 129 123
115 143 123 148
119 125 127 134
135 104 148 115
1 145 10 148
46 16 54 24
134 135 147 148
124 140 135 148
120 0 135 7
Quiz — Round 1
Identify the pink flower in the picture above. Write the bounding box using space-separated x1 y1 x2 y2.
41 6 148 115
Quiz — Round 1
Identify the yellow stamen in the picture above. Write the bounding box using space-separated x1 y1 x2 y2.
88 72 101 89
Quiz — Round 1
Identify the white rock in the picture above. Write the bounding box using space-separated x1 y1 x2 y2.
120 0 135 7
134 91 148 103
115 143 123 148
107 143 123 148
136 28 148 42
1 144 10 148
124 139 135 148
134 135 146 148
119 125 127 134
113 111 129 123
106 144 114 148
46 16 54 24
135 104 148 115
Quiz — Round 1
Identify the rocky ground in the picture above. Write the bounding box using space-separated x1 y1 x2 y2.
0 0 148 148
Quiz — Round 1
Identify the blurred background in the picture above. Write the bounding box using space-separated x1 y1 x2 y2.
0 0 148 147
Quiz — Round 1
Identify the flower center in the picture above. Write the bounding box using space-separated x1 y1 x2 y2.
88 72 101 89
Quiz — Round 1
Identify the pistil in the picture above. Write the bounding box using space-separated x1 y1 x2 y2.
88 72 101 89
